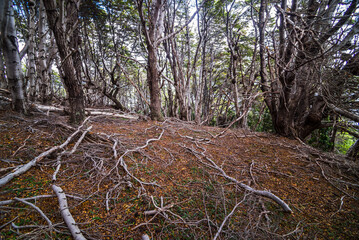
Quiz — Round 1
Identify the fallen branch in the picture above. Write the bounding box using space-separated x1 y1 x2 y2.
213 195 247 240
35 104 138 120
14 197 53 228
185 145 292 213
0 194 83 206
52 185 87 240
53 126 92 181
0 117 90 187
109 129 165 190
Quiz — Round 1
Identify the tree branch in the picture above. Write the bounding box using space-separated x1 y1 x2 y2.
52 184 87 240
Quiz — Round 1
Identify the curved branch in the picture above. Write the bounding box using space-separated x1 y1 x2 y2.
186 145 292 213
328 103 359 123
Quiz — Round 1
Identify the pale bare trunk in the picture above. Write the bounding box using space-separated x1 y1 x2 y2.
27 0 36 101
1 1 26 113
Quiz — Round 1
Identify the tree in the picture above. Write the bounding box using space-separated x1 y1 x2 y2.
43 0 85 123
258 0 359 139
0 0 27 114
137 0 166 121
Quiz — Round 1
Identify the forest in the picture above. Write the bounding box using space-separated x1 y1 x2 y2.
0 0 359 239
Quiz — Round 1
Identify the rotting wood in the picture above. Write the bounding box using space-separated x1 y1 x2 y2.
35 104 138 120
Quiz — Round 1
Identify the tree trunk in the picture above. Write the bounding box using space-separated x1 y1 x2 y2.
27 0 37 101
0 49 6 89
44 0 85 124
346 139 359 160
138 0 165 121
147 44 163 121
259 0 358 139
36 0 51 104
1 0 27 114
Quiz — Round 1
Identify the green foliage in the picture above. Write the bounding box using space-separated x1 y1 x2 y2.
307 128 334 152
247 105 274 132
335 132 355 154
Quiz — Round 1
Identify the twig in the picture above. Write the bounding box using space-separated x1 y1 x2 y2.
330 196 345 218
0 216 19 230
12 135 31 157
109 129 165 190
213 195 247 240
315 160 357 199
53 126 92 181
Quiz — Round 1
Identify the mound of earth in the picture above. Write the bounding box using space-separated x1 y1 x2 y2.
1 110 358 239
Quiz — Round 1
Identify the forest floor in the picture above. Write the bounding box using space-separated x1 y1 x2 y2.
0 109 359 240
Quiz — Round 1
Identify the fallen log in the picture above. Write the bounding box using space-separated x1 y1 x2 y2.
52 185 87 240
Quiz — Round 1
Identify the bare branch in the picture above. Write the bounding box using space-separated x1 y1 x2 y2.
0 117 90 187
52 184 87 240
14 197 53 228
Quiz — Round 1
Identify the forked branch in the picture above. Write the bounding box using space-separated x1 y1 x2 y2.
185 145 292 213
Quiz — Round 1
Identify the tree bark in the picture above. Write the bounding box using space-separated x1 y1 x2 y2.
36 0 51 104
346 139 359 160
27 0 37 101
44 0 85 124
138 0 165 121
1 0 27 114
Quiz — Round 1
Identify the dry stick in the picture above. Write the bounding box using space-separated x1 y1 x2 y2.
0 195 54 206
186 145 292 213
52 185 87 240
144 196 173 216
0 194 83 206
315 160 356 199
12 135 31 157
0 216 18 230
213 195 247 240
53 126 92 181
14 197 53 228
0 117 90 187
109 129 165 189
